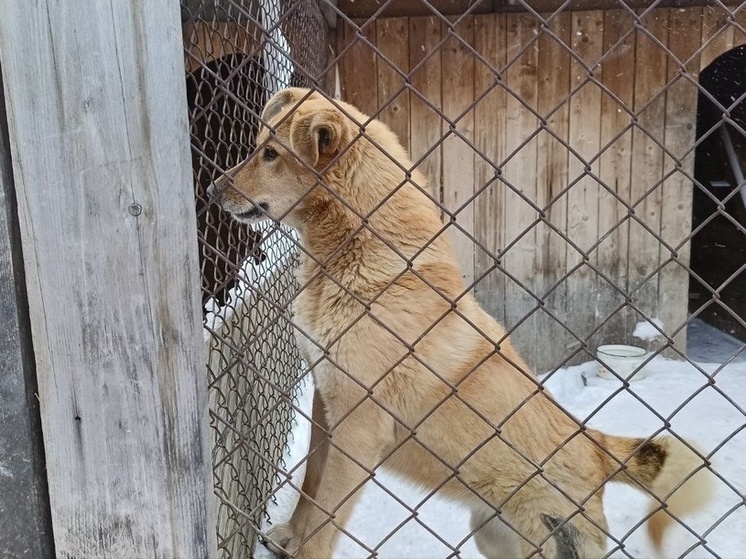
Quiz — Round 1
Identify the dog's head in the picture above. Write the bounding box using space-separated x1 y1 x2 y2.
209 88 357 228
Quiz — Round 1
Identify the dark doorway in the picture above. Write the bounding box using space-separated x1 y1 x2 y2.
186 53 267 313
689 45 746 341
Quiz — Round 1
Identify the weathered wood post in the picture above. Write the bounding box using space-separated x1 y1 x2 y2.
0 1 217 557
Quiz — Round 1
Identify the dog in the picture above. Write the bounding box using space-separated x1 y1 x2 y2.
210 88 714 559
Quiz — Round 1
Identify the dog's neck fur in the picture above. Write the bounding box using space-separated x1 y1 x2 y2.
294 138 451 298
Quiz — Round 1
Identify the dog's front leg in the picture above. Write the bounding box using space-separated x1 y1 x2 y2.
293 397 391 559
265 389 330 558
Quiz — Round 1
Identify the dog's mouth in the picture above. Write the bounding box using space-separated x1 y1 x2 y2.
234 202 269 222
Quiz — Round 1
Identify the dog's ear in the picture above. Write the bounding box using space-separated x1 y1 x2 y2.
289 109 344 169
261 88 308 123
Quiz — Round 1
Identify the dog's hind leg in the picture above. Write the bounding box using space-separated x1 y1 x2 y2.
469 505 520 559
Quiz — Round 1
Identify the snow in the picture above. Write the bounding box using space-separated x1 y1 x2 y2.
256 322 746 558
632 318 665 342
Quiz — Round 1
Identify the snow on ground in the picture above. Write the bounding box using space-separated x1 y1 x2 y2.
256 322 746 558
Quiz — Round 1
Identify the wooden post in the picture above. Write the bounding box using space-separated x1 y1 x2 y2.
0 64 56 559
0 1 217 557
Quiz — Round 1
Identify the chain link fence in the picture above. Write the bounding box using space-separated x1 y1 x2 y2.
182 1 745 557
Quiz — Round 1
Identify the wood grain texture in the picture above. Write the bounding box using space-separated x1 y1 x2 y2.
409 16 443 201
473 13 507 326
0 1 215 557
501 13 540 365
339 19 378 117
628 9 670 340
441 15 476 286
658 7 703 354
594 9 636 352
0 66 55 559
534 11 573 370
376 18 410 152
565 11 603 357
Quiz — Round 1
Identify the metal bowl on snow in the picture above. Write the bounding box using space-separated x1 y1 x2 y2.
596 344 649 381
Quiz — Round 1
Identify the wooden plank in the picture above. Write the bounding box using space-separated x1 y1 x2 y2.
0 66 55 559
564 10 604 360
594 9 636 351
627 9 670 343
700 5 737 70
501 13 540 368
335 0 744 19
473 13 507 326
441 15 476 286
658 7 703 355
533 11 573 372
0 2 215 557
339 19 378 118
376 18 410 152
409 16 443 201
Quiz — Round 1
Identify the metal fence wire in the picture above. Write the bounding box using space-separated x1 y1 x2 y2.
181 1 746 557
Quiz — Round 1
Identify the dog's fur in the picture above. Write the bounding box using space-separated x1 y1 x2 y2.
212 88 713 559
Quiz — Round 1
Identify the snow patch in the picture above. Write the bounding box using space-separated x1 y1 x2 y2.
633 317 665 341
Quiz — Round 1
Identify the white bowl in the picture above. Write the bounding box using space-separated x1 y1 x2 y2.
596 344 649 381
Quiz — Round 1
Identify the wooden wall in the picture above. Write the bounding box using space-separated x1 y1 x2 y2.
335 7 746 371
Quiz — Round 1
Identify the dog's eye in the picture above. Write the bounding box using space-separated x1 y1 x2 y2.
263 147 278 161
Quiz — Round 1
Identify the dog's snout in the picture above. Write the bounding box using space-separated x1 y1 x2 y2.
207 175 229 201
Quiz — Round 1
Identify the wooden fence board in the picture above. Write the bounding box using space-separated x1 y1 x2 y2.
0 1 215 556
501 13 540 363
534 11 573 371
409 16 444 200
473 13 507 326
595 9 636 351
339 20 378 117
441 16 476 286
628 10 670 342
566 11 603 356
376 18 411 151
0 66 55 559
659 7 703 354
701 6 737 70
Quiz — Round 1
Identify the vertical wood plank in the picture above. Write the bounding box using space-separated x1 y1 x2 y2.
658 7 702 354
339 19 378 116
473 13 507 326
0 1 216 557
565 10 603 358
376 18 410 152
0 66 55 559
534 12 573 371
628 9 670 340
701 6 737 70
441 16 476 286
595 9 636 350
409 16 443 201
501 13 540 367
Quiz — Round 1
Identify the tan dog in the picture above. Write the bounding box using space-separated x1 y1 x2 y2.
210 88 713 559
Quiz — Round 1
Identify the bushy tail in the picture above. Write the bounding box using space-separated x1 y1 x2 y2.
593 432 714 550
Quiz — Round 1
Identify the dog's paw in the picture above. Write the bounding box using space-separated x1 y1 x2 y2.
262 523 300 559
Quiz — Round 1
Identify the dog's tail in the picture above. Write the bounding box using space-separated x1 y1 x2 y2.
592 431 713 550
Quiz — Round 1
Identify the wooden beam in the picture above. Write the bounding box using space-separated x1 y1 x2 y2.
0 64 55 559
336 0 741 19
0 1 216 557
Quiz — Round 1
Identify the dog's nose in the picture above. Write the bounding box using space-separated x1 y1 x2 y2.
206 183 217 199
